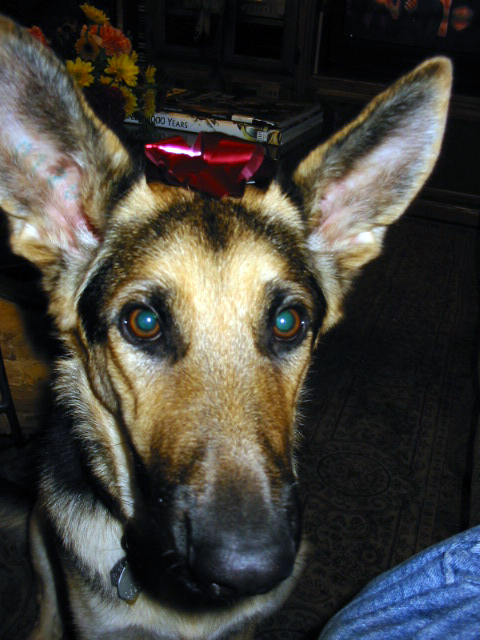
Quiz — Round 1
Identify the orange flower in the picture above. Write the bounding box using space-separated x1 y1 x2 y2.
99 24 132 55
75 25 102 60
28 26 49 46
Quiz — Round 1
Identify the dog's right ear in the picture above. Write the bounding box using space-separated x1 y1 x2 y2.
290 57 452 330
0 17 143 275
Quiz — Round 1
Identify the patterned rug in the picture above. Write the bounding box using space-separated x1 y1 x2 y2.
0 213 479 639
256 213 479 638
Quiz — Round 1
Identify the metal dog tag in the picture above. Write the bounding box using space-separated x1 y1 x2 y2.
110 558 141 603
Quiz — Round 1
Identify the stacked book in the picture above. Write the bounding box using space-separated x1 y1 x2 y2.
127 89 324 152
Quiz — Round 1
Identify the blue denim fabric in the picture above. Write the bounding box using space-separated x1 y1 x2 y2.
319 526 480 639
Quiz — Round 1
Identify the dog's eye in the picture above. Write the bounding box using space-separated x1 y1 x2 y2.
124 307 162 341
273 308 303 341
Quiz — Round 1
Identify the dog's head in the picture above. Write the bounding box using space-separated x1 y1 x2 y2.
0 17 451 610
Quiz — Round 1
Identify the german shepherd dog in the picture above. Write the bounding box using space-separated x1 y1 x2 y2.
0 16 451 640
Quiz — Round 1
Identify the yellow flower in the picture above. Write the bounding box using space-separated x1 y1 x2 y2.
75 25 102 60
66 57 95 87
105 53 139 87
143 89 156 119
118 86 138 116
99 75 113 85
145 65 156 84
80 4 109 25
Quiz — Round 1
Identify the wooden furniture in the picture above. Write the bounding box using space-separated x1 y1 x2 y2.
0 345 24 446
123 0 319 100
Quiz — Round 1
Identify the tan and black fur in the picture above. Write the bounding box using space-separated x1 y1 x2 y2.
0 16 452 640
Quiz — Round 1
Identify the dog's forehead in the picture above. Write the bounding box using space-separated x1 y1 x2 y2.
119 222 307 315
78 184 313 343
112 182 305 249
123 194 309 298
106 185 309 283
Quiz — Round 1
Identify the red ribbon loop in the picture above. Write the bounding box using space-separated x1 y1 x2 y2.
144 133 268 198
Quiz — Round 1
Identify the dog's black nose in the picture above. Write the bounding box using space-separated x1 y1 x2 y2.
188 530 296 596
186 482 301 597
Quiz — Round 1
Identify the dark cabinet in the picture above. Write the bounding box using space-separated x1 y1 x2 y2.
123 0 318 99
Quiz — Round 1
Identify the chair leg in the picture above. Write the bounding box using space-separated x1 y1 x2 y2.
0 346 26 446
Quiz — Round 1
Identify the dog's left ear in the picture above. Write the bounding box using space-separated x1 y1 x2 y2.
0 17 142 272
291 57 452 328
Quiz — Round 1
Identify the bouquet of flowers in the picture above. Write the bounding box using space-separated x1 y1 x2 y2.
30 3 161 132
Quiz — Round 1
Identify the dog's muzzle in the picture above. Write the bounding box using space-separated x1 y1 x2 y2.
186 489 300 598
124 477 302 607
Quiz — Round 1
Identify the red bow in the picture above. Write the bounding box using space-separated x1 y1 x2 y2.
144 133 268 198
